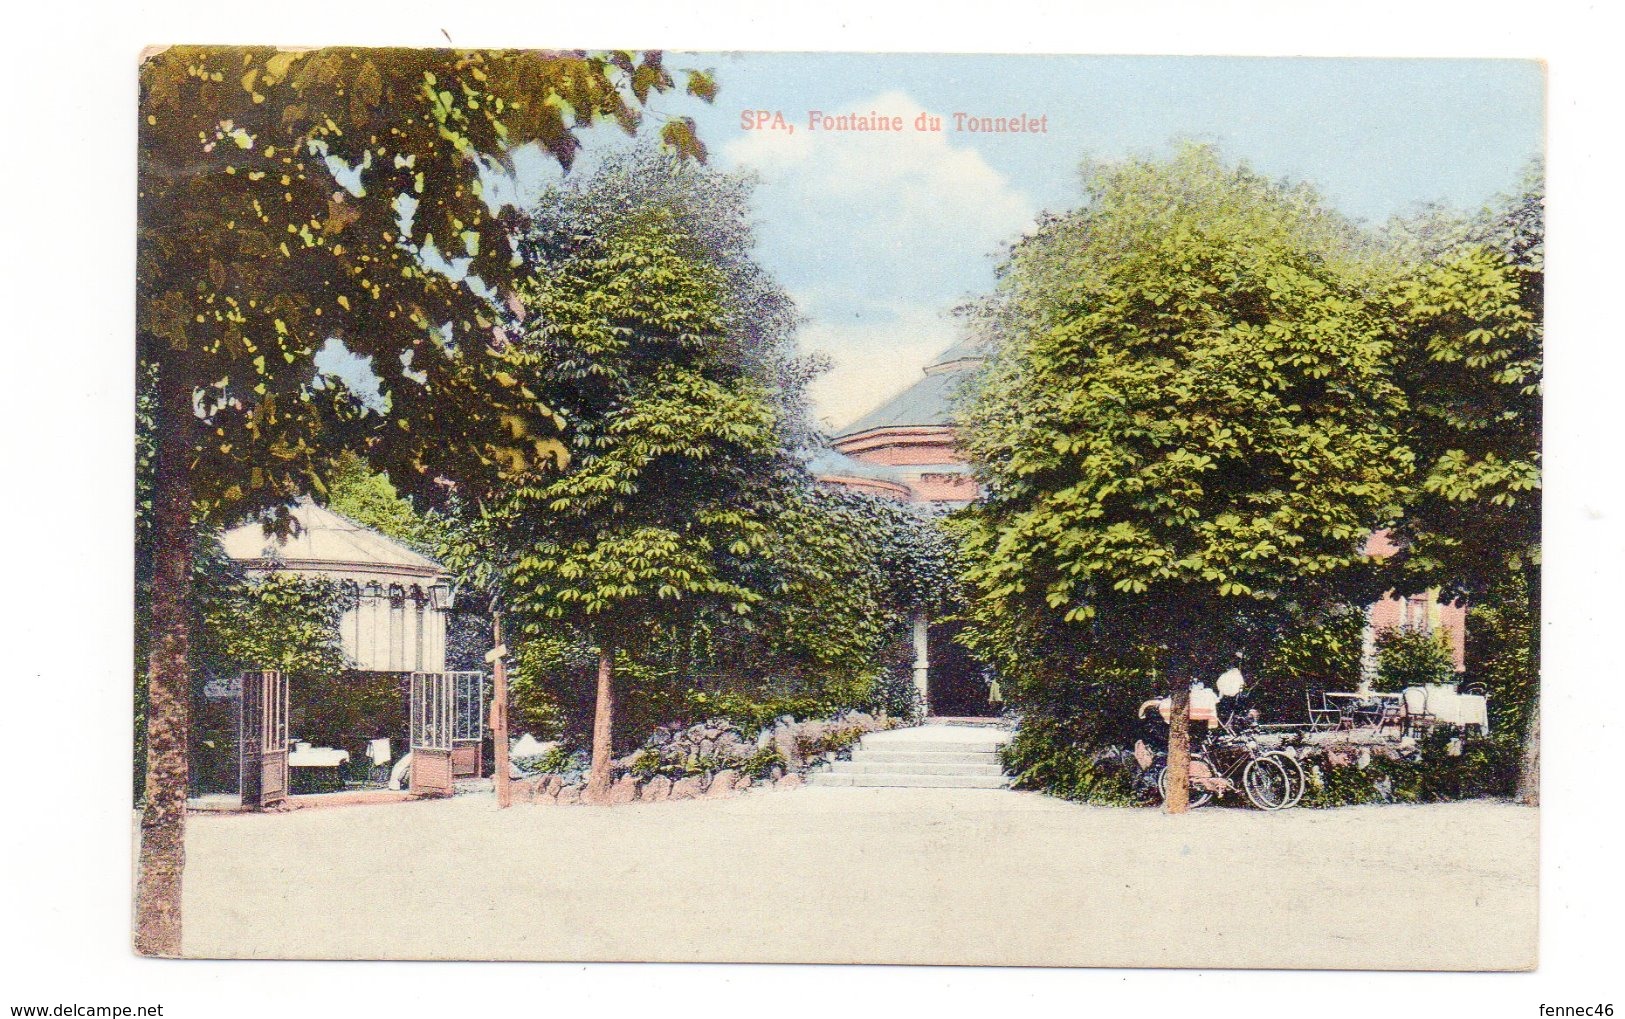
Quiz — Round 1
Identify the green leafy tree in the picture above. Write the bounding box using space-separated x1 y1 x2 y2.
1383 166 1543 801
321 450 448 555
496 207 785 801
456 151 949 785
1386 166 1542 597
135 45 714 954
956 145 1412 811
198 572 349 678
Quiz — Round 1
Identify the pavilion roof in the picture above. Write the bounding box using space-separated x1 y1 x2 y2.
219 497 445 579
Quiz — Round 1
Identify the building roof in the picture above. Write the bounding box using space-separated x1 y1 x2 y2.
833 335 987 438
220 497 445 580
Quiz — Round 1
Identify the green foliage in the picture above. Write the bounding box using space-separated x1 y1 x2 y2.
947 145 1544 805
138 47 716 524
523 745 581 777
683 690 828 733
738 743 788 779
1373 627 1457 692
498 207 782 644
1384 164 1543 602
1249 606 1367 719
957 144 1408 710
1298 731 1519 807
504 635 594 741
794 721 872 761
137 552 350 800
1001 716 1140 806
796 724 864 767
866 668 928 725
1379 167 1543 792
477 156 942 749
1466 569 1539 747
289 670 407 755
320 450 448 556
387 149 943 752
198 571 349 679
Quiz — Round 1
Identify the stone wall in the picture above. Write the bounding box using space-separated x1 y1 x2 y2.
508 710 893 807
511 769 807 806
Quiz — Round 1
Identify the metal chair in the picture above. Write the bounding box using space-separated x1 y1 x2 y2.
1402 686 1437 736
1375 695 1406 733
1305 691 1341 732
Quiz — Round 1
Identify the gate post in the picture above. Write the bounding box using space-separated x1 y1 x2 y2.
238 669 288 808
409 671 455 796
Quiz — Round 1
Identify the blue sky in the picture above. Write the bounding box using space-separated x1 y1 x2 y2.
505 54 1544 430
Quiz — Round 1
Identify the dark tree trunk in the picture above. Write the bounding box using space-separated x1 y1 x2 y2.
134 369 193 956
1164 684 1192 815
1517 565 1540 806
1517 692 1539 806
585 647 616 803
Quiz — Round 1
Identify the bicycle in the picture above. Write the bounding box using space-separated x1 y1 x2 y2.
1215 708 1307 809
1156 733 1296 810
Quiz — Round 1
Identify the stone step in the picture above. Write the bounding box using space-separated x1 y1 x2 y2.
829 759 1007 777
854 739 1006 756
806 771 1011 789
850 749 1003 765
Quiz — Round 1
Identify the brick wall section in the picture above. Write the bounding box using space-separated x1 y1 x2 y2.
1363 531 1468 672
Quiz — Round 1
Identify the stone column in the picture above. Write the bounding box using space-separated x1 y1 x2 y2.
1357 613 1378 695
912 612 930 715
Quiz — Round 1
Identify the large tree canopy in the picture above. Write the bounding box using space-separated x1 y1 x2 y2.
1385 164 1543 601
956 145 1412 715
492 200 786 798
1382 164 1544 802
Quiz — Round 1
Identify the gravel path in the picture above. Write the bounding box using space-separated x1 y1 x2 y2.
176 787 1536 968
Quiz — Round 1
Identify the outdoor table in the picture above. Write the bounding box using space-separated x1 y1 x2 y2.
1322 691 1402 729
287 742 351 768
287 743 351 793
1419 684 1490 731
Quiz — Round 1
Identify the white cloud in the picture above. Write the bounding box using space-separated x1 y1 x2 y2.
724 91 1035 428
800 302 961 434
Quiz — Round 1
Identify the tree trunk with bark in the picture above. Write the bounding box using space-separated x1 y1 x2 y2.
584 647 616 803
134 370 194 956
1164 684 1191 815
1516 565 1540 806
1517 693 1539 806
490 611 511 809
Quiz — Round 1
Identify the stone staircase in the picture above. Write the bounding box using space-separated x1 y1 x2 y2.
806 723 1012 789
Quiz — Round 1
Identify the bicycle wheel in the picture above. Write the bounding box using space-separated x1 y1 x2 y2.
1267 751 1306 808
1242 755 1292 810
1158 759 1214 809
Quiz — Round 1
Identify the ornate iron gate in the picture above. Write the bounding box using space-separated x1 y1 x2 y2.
409 670 454 796
239 669 288 808
449 671 486 778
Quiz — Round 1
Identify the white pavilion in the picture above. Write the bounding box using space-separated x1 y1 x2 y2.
218 497 452 674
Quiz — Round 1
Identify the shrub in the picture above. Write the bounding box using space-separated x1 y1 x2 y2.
1297 729 1519 807
797 723 868 761
1374 627 1457 691
1000 714 1140 806
683 690 826 734
738 744 786 779
867 667 926 725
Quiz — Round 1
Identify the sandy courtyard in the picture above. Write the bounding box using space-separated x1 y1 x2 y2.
174 787 1537 969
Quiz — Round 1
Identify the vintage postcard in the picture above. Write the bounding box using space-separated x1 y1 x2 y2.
133 48 1543 968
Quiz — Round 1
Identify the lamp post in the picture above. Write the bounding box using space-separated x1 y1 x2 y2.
486 613 511 808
